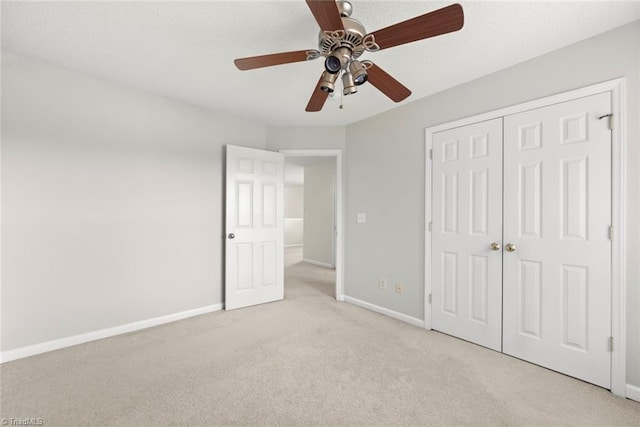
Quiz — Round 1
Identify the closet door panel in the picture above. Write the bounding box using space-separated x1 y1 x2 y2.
502 92 612 388
431 118 503 351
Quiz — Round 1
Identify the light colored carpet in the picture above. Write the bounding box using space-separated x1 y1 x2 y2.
1 247 639 426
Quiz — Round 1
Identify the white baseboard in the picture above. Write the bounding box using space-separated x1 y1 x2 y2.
336 294 345 302
284 244 303 248
0 303 223 364
302 258 334 268
343 296 425 328
626 384 640 402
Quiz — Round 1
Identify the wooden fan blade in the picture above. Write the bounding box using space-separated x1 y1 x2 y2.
234 50 318 70
306 0 344 32
306 75 330 112
365 62 412 103
368 3 463 51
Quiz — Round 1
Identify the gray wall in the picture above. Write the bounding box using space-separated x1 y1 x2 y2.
266 126 346 152
303 161 336 266
285 186 304 218
1 51 267 351
345 21 640 387
284 186 304 246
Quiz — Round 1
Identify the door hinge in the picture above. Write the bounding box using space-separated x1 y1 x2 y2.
608 336 614 352
598 113 613 130
608 225 614 240
429 149 433 160
428 221 433 232
428 293 432 304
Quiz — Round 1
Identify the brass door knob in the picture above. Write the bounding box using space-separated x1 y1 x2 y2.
505 243 517 252
490 242 501 251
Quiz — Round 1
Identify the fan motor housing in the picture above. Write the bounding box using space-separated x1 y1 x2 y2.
318 16 367 60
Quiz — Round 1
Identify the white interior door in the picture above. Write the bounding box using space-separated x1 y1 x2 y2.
502 92 612 388
431 118 503 351
225 145 284 310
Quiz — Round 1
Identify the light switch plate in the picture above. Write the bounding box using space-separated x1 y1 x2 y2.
357 213 366 224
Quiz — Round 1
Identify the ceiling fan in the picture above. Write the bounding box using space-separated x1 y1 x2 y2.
234 0 464 112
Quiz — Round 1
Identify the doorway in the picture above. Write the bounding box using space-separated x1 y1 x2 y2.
281 149 344 301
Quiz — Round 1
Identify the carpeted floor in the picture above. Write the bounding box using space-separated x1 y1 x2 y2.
1 247 639 426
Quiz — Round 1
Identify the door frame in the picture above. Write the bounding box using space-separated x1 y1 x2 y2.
280 149 344 301
424 78 626 396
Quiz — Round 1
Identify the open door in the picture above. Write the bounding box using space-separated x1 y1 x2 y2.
225 145 284 310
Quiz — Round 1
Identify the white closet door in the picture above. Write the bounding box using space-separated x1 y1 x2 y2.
432 118 503 351
502 92 612 388
225 145 284 310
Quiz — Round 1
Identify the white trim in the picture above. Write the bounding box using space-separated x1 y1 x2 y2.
343 296 425 328
302 258 334 268
609 79 626 397
0 120 3 365
284 243 303 248
280 149 344 301
626 384 640 403
424 137 433 330
426 79 625 135
0 304 223 363
424 78 626 396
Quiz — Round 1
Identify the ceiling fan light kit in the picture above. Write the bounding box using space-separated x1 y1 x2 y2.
324 46 352 74
349 60 368 86
234 1 464 112
320 70 339 93
342 72 357 96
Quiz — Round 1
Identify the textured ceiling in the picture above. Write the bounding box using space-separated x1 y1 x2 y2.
2 1 639 126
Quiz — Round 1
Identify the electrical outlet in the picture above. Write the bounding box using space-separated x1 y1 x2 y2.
395 283 404 294
379 277 387 290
